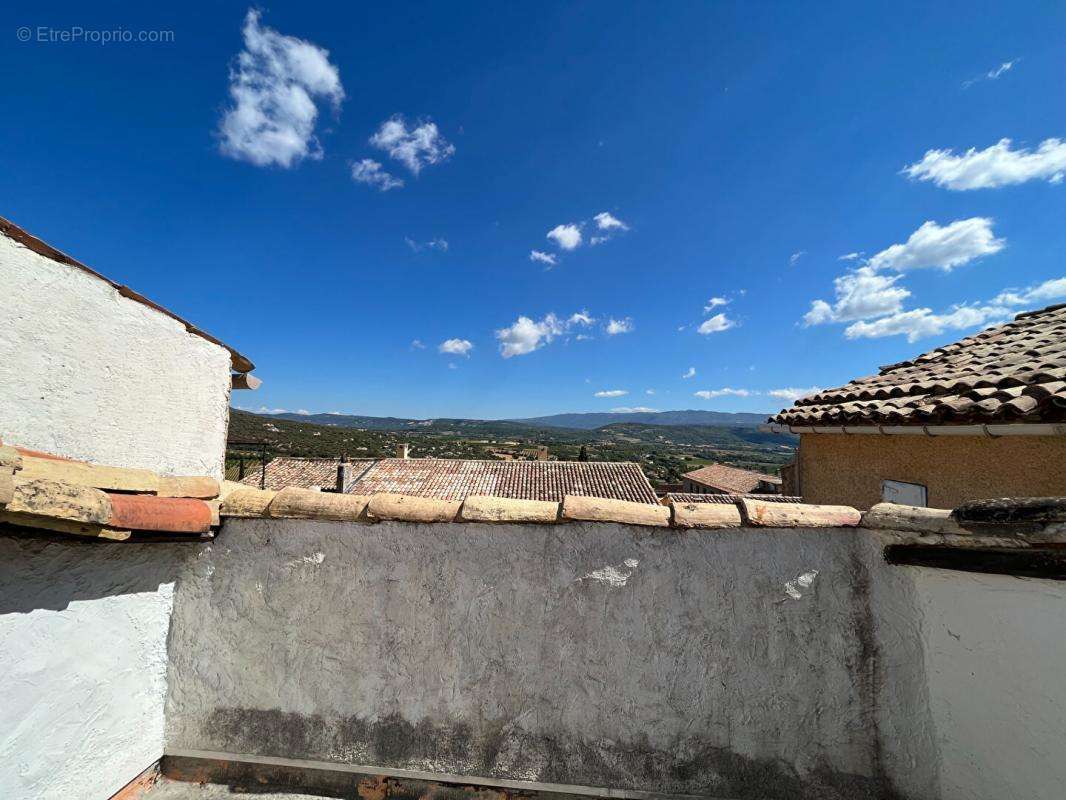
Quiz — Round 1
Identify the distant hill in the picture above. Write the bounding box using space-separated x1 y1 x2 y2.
262 409 771 432
509 409 769 429
268 412 418 429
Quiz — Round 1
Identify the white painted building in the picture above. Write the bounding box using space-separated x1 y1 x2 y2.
0 217 257 478
0 216 257 800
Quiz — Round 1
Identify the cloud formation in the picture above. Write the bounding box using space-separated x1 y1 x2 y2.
219 10 344 168
529 250 557 267
594 212 629 232
698 313 735 334
804 219 1009 336
406 237 448 252
438 338 473 356
495 311 594 358
904 138 1066 190
803 267 910 325
370 116 454 175
594 389 628 398
547 223 583 250
962 59 1018 89
768 387 821 402
694 388 750 399
351 159 403 190
843 276 1066 343
611 406 657 413
605 317 633 335
682 367 696 379
866 218 1005 272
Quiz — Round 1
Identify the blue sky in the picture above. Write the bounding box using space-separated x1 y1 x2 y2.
4 1 1066 419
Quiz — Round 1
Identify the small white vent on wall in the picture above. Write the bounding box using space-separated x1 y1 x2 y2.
882 479 928 507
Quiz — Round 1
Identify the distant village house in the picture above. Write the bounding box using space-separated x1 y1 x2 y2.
680 463 782 496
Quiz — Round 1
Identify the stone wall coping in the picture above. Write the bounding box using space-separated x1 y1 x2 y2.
2 443 1065 545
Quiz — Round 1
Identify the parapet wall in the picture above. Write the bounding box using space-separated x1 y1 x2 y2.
163 518 938 800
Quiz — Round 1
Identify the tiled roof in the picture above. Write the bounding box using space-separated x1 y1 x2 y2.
665 492 802 504
239 457 375 491
771 304 1066 427
682 463 782 494
348 458 660 504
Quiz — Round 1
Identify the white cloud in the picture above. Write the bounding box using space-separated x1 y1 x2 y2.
547 223 582 250
993 276 1066 306
697 314 735 334
789 251 806 266
605 317 633 335
495 311 593 358
694 388 751 399
841 275 1066 343
904 138 1066 190
406 237 448 252
768 387 821 402
589 212 629 245
611 406 657 413
803 267 910 325
962 59 1019 89
845 305 1013 343
410 339 426 350
866 218 1005 272
529 250 557 266
369 116 454 174
704 297 729 312
804 219 1009 334
682 367 696 379
438 338 473 356
219 10 344 168
351 159 403 190
838 252 862 261
645 389 656 395
595 389 628 398
594 212 628 231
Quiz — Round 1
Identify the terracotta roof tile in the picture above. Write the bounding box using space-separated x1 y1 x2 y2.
348 458 659 504
771 304 1066 427
681 463 782 494
239 457 375 491
665 493 802 505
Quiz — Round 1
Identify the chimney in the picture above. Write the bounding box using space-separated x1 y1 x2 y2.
536 445 549 461
397 443 411 459
336 455 353 493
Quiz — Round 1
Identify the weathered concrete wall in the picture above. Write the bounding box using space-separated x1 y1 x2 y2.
908 568 1066 800
0 233 232 478
797 433 1066 509
164 519 938 799
0 534 190 800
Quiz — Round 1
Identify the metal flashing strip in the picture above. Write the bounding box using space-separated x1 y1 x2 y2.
164 749 730 800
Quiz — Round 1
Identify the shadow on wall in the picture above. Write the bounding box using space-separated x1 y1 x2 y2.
0 531 190 613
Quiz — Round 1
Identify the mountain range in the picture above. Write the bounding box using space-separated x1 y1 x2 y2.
260 409 770 431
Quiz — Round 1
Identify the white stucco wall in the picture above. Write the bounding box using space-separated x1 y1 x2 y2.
164 520 940 800
0 535 189 800
909 567 1066 800
0 233 233 478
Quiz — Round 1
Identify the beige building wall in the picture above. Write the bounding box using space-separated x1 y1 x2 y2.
798 433 1066 509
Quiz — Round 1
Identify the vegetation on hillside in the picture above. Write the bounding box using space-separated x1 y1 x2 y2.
227 409 796 486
